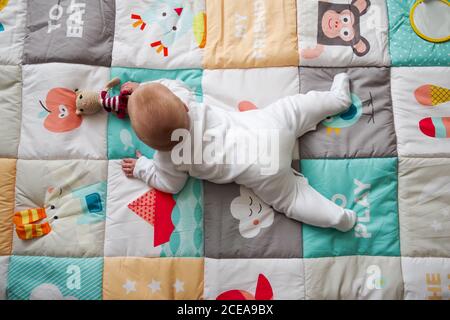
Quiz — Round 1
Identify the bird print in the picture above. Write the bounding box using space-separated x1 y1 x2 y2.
322 93 364 135
131 0 206 57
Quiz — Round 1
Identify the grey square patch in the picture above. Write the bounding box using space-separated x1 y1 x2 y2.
23 0 115 66
298 67 397 159
204 182 302 259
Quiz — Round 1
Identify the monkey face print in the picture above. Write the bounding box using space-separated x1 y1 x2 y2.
297 0 390 67
317 0 370 56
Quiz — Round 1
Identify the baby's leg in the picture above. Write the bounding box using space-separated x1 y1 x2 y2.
264 73 352 138
250 172 356 232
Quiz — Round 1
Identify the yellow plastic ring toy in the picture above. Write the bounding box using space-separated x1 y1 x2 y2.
410 0 450 43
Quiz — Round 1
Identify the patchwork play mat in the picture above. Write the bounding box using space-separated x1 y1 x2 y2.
0 0 449 300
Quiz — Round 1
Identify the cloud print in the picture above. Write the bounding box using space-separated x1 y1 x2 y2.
230 186 274 238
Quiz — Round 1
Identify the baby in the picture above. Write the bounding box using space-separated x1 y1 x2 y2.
121 74 356 232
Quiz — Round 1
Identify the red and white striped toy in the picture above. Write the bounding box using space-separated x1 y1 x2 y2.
100 89 130 119
75 77 130 119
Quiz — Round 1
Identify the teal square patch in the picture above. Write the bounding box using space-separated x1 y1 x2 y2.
301 157 400 258
387 0 450 66
7 256 103 300
107 67 203 159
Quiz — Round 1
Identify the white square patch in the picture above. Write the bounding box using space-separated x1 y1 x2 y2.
204 258 304 300
19 63 109 160
402 257 450 300
392 67 450 157
112 0 206 69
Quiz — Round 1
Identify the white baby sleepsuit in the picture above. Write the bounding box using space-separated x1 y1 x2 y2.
133 74 356 231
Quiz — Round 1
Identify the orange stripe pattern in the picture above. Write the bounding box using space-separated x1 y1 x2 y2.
13 208 52 240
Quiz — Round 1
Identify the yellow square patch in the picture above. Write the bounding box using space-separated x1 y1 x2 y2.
204 0 299 68
103 257 204 300
0 159 16 255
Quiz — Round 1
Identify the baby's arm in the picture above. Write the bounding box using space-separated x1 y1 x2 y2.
123 151 188 194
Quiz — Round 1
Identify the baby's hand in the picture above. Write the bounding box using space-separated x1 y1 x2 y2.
121 150 142 178
120 82 139 95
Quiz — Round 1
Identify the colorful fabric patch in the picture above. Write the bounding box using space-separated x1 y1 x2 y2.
107 67 203 159
7 256 103 300
204 258 304 300
0 0 26 64
402 257 450 300
398 158 450 257
13 160 108 257
301 157 400 258
204 182 302 259
1 0 449 301
105 161 203 257
103 257 204 300
386 0 450 66
23 0 115 66
19 63 109 160
298 0 390 67
112 0 205 69
0 159 15 256
305 256 403 299
299 67 397 158
204 0 299 68
392 67 450 157
0 65 21 157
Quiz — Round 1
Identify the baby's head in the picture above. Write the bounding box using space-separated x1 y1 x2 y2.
128 83 190 151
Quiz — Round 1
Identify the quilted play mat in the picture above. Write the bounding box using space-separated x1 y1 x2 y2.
0 0 449 300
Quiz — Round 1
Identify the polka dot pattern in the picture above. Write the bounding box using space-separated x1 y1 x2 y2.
127 190 157 226
386 0 450 67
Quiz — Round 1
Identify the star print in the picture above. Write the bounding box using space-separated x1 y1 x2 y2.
122 280 136 294
148 279 161 293
431 220 443 232
173 279 184 293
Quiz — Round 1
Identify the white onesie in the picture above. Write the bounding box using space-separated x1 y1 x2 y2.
133 74 356 232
